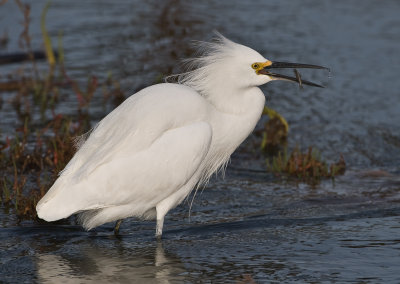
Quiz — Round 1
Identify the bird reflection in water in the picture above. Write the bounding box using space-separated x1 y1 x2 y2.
36 242 186 283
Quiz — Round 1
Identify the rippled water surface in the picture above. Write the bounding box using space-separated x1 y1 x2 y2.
1 0 400 282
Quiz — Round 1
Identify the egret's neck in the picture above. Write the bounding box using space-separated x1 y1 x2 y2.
208 86 266 149
200 86 266 181
206 85 265 117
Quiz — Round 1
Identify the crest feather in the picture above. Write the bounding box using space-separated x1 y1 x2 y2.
166 33 239 96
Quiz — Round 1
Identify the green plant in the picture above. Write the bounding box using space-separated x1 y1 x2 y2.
267 146 346 185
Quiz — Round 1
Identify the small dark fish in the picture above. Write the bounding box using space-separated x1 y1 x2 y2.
294 69 303 88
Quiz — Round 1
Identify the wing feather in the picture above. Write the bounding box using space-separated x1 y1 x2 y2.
37 121 212 221
60 83 208 181
36 83 211 221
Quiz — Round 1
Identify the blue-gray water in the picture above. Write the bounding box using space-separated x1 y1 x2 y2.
1 0 400 282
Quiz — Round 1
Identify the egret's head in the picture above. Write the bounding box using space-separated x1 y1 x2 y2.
232 38 328 88
224 42 274 88
174 33 327 96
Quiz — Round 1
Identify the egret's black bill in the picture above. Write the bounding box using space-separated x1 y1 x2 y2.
259 61 329 88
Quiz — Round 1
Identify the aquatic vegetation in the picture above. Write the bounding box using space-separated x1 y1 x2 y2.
0 114 87 218
267 146 346 185
0 1 124 219
260 103 345 185
260 106 288 154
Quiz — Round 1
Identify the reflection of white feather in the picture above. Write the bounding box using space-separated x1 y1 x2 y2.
36 243 185 283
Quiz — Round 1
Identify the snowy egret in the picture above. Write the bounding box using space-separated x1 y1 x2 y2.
36 34 327 238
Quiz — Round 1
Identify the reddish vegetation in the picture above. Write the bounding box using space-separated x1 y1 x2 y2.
0 2 124 219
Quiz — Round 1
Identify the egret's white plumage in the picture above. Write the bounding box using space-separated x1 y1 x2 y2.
36 34 325 237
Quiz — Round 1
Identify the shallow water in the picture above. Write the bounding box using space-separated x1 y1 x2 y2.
1 172 400 282
1 0 400 282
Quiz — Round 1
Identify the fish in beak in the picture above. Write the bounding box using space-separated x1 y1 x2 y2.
258 61 329 88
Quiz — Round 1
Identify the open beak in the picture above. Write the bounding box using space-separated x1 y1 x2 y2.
258 61 329 88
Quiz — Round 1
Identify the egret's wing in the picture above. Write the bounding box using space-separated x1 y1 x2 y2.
81 121 213 209
37 121 213 222
61 84 208 182
61 94 148 181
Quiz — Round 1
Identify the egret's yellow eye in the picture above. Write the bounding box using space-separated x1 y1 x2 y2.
251 63 260 70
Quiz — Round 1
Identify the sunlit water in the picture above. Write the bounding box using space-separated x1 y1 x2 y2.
1 0 400 282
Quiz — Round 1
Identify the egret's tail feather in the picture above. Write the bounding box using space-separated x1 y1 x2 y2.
78 209 102 230
36 180 85 222
36 196 76 222
78 207 132 230
78 206 157 230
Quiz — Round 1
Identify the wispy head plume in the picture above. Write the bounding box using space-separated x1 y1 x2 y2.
166 32 238 97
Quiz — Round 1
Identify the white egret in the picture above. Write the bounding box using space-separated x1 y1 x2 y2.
36 34 327 238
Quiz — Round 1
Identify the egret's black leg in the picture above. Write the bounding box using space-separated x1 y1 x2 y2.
114 219 123 235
